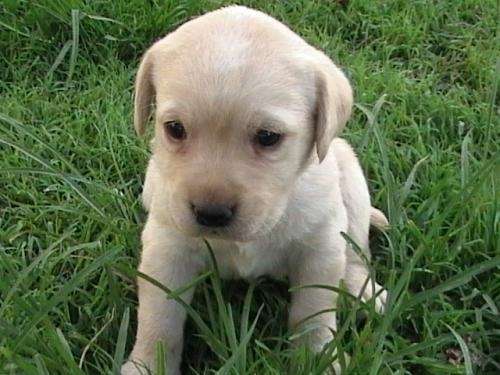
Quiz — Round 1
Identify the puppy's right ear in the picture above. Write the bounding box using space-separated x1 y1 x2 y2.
134 50 155 135
313 62 353 163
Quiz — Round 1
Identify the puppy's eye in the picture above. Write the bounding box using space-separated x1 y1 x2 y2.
255 129 281 147
164 120 186 141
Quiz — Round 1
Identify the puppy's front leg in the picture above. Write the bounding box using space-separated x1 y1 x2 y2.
122 218 203 375
288 233 346 353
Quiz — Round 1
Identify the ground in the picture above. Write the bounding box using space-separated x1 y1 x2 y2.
0 1 498 374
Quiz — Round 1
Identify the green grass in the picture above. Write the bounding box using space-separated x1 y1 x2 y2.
1 0 499 374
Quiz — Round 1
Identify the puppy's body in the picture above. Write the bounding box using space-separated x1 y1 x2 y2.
123 6 386 374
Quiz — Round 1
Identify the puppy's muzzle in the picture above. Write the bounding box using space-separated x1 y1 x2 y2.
191 203 235 227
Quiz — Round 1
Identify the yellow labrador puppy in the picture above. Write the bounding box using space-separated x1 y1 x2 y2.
123 6 387 374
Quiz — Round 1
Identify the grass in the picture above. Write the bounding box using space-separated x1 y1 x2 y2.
0 0 498 373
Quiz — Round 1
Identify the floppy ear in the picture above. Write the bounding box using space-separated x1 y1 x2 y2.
313 63 353 162
134 50 155 135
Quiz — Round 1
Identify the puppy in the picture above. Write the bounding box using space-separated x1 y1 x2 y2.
122 6 387 374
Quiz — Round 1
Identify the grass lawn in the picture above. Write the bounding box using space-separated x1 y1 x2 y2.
0 0 498 374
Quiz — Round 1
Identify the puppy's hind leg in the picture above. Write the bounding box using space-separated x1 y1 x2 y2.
332 139 387 313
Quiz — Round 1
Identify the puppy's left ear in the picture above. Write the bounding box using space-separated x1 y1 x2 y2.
134 50 155 136
313 62 353 162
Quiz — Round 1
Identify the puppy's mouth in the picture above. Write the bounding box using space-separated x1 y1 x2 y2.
199 227 252 242
187 220 271 242
171 209 277 243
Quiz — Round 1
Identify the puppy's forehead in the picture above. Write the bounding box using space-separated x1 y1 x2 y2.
151 20 313 125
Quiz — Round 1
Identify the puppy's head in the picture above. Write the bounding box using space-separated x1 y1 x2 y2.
134 8 352 241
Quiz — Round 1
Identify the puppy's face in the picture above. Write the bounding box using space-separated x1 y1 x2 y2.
152 59 314 241
134 19 352 241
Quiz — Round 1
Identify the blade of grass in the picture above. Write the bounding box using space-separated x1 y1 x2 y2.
357 94 387 152
0 134 106 217
34 354 50 375
46 40 73 78
155 341 167 375
406 256 500 309
13 248 119 348
67 9 80 82
54 328 85 374
0 113 85 177
239 281 256 369
217 305 264 375
445 324 473 375
0 228 75 317
113 307 129 375
400 155 429 206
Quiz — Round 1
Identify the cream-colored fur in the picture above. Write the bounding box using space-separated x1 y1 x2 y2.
122 6 387 375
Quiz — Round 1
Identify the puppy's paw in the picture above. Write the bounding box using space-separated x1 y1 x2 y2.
360 281 387 314
327 361 342 375
121 360 148 375
345 277 387 314
323 349 350 374
121 358 181 375
327 360 345 374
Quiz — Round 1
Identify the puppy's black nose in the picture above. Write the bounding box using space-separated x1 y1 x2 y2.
192 203 234 227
